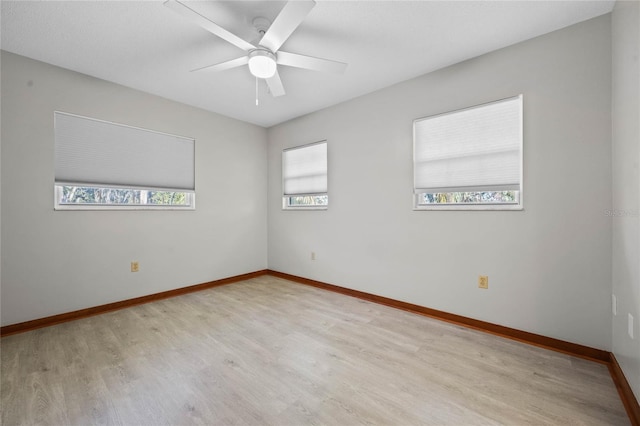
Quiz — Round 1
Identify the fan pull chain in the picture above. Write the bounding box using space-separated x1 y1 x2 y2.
255 77 259 106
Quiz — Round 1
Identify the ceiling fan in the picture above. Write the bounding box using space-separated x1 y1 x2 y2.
164 0 348 98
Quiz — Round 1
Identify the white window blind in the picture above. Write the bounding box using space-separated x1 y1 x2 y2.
54 112 195 191
413 95 522 194
282 141 327 196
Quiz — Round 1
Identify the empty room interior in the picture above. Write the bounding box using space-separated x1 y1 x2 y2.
1 0 639 424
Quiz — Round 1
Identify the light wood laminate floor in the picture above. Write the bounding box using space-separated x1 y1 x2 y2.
1 276 629 425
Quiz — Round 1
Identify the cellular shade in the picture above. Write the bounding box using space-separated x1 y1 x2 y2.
54 112 195 191
283 141 327 196
413 95 522 193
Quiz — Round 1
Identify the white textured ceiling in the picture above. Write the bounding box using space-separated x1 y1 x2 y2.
1 0 615 127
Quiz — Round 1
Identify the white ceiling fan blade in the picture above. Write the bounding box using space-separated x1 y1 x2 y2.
190 56 248 73
259 0 316 53
277 51 347 74
266 70 286 97
164 0 255 52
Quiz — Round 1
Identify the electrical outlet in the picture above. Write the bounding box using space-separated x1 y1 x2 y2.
131 261 139 273
629 314 634 339
311 252 316 261
612 294 617 316
478 275 489 289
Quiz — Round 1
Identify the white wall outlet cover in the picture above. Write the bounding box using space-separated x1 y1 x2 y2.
629 314 634 339
612 294 617 316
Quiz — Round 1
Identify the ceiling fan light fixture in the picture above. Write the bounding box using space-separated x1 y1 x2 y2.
248 48 277 79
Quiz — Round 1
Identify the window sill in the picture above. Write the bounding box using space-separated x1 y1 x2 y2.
54 204 195 211
282 206 328 211
413 204 523 211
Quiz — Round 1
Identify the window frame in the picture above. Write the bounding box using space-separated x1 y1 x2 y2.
412 95 524 211
54 184 195 211
282 140 328 211
282 194 329 210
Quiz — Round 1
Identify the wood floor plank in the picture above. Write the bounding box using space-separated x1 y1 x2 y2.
1 276 630 425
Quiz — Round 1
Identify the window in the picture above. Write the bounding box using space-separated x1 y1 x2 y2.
413 95 523 210
54 112 195 210
282 141 328 209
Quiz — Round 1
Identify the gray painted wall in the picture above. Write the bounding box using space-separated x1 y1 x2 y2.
612 0 640 400
0 51 268 326
267 16 613 350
